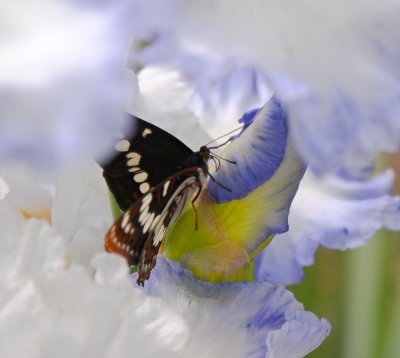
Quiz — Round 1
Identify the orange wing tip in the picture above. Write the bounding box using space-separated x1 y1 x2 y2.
104 223 131 262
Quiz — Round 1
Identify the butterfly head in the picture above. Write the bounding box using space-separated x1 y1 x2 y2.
199 145 211 162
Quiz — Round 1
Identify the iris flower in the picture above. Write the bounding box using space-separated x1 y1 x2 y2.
0 108 330 356
127 0 400 284
1 1 400 357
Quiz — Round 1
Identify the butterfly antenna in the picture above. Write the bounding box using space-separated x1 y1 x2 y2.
208 137 232 150
205 126 243 148
211 157 220 171
211 152 236 165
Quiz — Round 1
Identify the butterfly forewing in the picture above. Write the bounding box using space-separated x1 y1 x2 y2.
100 115 213 285
104 167 202 285
99 115 194 211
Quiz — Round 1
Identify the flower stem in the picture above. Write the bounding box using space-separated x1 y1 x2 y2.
340 230 392 358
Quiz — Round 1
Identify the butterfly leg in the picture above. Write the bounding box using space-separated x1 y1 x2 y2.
191 179 203 230
208 172 232 192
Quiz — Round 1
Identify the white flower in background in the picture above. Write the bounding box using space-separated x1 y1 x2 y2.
0 0 137 168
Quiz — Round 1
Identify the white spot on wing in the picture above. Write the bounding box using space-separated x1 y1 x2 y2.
139 194 152 214
140 203 149 214
149 214 161 232
163 180 170 197
143 213 155 234
127 152 141 166
125 223 132 233
143 193 152 207
115 140 130 152
142 128 152 138
121 214 130 229
153 225 166 247
134 172 148 183
129 167 140 173
126 152 140 159
140 182 150 194
139 206 149 224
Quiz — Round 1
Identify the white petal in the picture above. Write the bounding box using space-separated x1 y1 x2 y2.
0 220 190 358
132 66 211 149
51 162 112 266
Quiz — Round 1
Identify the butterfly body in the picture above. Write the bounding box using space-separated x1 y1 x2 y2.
99 115 212 285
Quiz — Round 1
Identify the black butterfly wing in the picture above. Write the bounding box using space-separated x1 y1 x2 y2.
104 167 202 285
99 115 194 211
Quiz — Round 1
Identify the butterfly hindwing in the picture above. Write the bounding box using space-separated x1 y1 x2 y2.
104 167 202 285
100 115 195 211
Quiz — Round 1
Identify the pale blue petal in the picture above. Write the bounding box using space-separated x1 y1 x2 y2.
128 1 400 177
265 311 331 358
255 170 400 284
271 72 400 177
142 258 330 358
254 234 306 285
208 97 301 203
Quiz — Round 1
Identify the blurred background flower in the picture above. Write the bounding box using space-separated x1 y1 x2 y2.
0 0 138 168
128 0 400 178
1 0 400 357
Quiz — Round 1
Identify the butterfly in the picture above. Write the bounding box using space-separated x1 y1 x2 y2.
98 114 230 285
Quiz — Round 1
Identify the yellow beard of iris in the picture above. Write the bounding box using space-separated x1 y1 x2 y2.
162 190 273 283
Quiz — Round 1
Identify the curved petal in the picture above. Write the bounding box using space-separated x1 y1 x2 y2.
164 135 306 281
255 170 400 284
265 311 331 358
208 96 291 202
163 96 305 281
144 258 330 358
